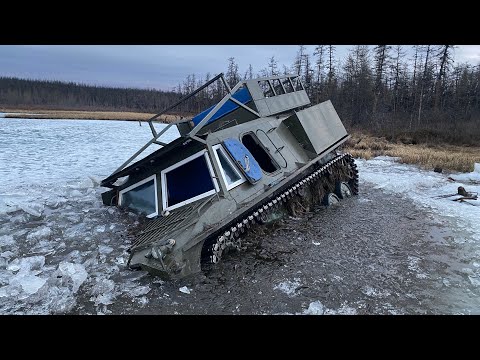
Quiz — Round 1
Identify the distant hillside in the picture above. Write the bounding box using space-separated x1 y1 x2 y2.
0 77 182 113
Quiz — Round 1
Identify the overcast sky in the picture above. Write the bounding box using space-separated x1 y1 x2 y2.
1 45 479 91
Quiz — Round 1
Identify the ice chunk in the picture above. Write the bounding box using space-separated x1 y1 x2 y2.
362 286 391 298
70 190 83 197
10 274 47 295
98 245 113 254
58 262 88 293
8 256 45 274
114 256 126 266
468 275 480 287
0 235 15 247
42 285 77 314
19 203 44 217
137 296 149 306
7 263 21 272
91 278 115 295
179 286 191 294
1 251 15 259
130 285 151 297
303 300 325 315
325 305 357 315
0 284 21 298
91 278 116 306
94 294 115 306
312 241 321 246
273 279 301 296
0 257 7 269
26 226 52 240
88 175 102 188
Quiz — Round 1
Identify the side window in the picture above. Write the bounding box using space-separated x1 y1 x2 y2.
258 80 275 98
212 144 246 190
161 150 218 211
291 77 304 91
282 78 295 93
272 79 285 95
241 133 280 174
119 174 158 218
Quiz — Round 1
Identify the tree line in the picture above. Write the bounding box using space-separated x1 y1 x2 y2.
175 46 480 145
0 77 181 113
1 45 479 144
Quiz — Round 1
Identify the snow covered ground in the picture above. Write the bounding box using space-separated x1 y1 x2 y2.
356 157 480 243
0 117 479 314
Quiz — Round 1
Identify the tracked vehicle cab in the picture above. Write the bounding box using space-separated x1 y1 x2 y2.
100 73 357 279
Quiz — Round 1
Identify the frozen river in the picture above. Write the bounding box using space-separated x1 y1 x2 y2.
0 117 479 314
0 118 179 313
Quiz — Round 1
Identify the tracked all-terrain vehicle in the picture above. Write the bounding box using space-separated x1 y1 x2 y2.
100 73 358 279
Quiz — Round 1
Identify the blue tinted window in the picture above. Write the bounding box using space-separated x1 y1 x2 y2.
166 155 214 207
121 179 156 215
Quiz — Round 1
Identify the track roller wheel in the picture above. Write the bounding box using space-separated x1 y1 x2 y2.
335 181 352 199
322 192 340 206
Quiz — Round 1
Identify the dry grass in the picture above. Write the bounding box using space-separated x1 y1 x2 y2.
1 109 180 123
344 132 480 173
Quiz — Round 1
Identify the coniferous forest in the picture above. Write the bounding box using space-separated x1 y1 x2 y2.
1 45 479 145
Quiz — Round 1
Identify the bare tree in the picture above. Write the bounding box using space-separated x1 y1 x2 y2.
268 56 279 76
314 45 326 102
372 45 391 116
294 45 306 76
417 45 432 126
244 64 254 80
226 57 240 88
303 54 315 97
434 45 454 111
390 45 406 114
327 45 336 87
